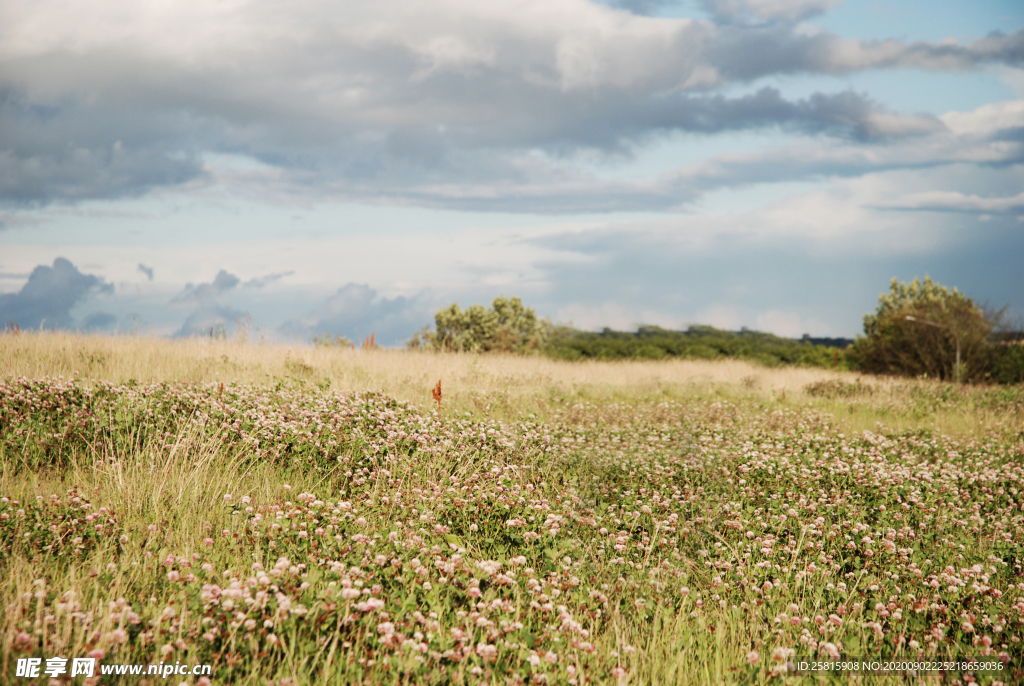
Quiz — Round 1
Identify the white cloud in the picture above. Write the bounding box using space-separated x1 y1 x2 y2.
940 99 1024 136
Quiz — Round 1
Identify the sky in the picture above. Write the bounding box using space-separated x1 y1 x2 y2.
1 0 1022 345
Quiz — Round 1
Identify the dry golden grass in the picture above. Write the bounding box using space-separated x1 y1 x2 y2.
2 331 1016 436
0 330 861 399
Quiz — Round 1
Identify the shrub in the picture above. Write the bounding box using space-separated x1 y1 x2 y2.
544 324 852 368
411 296 548 354
849 276 994 382
988 342 1024 384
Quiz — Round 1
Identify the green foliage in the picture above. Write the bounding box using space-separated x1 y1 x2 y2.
312 332 353 348
412 296 548 353
989 342 1024 384
850 276 998 382
544 324 852 368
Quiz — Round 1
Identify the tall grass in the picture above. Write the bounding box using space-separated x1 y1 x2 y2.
2 331 1019 435
1 331 850 394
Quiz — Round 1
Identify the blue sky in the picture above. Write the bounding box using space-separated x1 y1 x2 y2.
1 0 1022 344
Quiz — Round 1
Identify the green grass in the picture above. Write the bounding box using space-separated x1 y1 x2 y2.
2 342 1024 685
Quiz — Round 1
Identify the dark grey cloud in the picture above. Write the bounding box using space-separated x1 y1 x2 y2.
198 87 945 215
137 263 154 280
1 0 1020 211
706 27 1024 82
0 89 205 206
568 87 942 144
170 270 240 306
280 283 432 347
0 257 112 329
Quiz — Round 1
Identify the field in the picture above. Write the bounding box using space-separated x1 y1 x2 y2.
2 333 1024 685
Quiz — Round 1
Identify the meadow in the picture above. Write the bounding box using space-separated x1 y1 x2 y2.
2 332 1023 685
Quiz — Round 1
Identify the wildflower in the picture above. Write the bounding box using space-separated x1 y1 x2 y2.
476 643 498 661
746 650 759 665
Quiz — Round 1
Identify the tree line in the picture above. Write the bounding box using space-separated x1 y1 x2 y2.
326 277 1024 384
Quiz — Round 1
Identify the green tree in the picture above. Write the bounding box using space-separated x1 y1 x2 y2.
433 303 498 352
850 276 992 382
411 296 547 353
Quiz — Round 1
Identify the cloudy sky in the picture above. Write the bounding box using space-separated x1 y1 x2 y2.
1 0 1022 344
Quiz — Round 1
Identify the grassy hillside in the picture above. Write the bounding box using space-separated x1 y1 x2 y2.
2 332 1023 685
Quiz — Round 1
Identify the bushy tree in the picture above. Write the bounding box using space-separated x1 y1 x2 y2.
850 276 992 382
409 296 547 353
